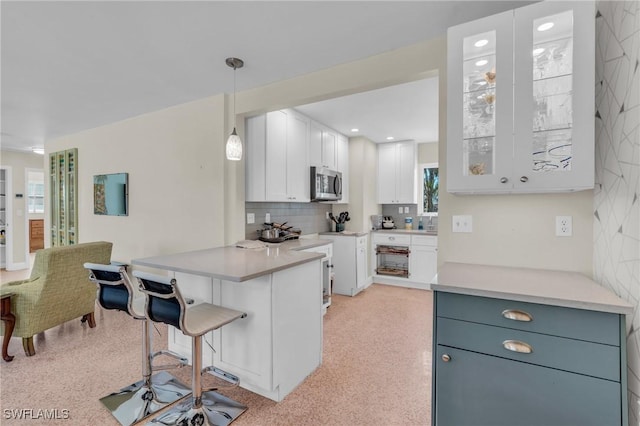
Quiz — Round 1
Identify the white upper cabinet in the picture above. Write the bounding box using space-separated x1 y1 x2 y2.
246 109 310 202
447 1 595 193
309 120 337 170
377 141 417 204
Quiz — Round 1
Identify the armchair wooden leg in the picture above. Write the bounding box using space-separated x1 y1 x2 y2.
81 313 96 328
22 337 35 357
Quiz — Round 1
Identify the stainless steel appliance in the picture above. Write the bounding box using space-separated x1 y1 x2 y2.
382 216 395 229
310 167 342 202
370 215 383 230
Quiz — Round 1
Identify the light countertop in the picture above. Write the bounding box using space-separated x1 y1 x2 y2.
319 231 369 237
373 229 438 236
132 238 331 282
432 262 633 315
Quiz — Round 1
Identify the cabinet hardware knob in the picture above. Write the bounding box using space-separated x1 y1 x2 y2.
502 340 533 354
520 176 529 183
501 309 533 322
441 354 451 362
500 177 508 184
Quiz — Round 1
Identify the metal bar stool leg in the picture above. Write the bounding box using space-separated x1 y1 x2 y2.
84 263 191 426
134 271 247 426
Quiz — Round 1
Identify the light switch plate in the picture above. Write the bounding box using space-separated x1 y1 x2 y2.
247 213 255 224
452 215 472 233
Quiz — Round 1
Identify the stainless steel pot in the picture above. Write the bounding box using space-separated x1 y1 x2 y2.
259 228 280 239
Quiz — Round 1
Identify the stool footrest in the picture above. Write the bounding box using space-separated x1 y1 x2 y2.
151 349 188 371
202 366 240 387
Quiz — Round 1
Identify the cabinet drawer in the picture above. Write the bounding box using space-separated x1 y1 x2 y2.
436 292 620 346
437 317 619 381
30 220 44 229
372 233 411 245
435 345 621 426
411 235 437 246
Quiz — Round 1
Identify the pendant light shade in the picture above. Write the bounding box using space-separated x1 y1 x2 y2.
226 127 242 161
225 57 244 161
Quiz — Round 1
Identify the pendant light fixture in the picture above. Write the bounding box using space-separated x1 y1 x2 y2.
225 57 244 161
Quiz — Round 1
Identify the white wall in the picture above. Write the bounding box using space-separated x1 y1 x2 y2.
46 95 227 264
341 136 379 233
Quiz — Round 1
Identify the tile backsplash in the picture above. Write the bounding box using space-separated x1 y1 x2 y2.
381 204 439 230
245 202 333 240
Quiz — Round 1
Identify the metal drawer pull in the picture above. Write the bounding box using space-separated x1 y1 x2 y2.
502 340 533 354
441 354 451 362
501 309 533 322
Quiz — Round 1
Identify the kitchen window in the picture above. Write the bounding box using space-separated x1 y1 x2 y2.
418 163 439 216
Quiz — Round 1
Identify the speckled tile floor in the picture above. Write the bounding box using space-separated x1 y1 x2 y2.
0 277 432 426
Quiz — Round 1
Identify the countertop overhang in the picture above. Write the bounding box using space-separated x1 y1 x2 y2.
132 238 329 282
432 262 633 315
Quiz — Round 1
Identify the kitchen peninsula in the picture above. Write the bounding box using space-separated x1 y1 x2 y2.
132 238 331 402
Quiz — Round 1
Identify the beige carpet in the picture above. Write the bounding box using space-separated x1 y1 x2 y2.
0 283 432 425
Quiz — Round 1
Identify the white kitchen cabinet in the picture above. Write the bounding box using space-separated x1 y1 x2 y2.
320 234 369 296
309 120 337 170
409 235 437 285
377 141 417 204
169 260 322 402
246 109 310 202
447 1 594 194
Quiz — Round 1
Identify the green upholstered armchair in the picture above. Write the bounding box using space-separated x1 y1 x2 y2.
0 241 113 356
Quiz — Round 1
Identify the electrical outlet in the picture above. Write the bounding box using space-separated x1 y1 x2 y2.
404 207 409 213
452 215 473 233
398 206 403 214
247 213 255 224
326 211 330 220
556 216 572 236
265 213 271 223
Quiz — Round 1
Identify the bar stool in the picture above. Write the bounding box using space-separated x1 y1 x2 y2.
134 270 247 426
84 263 191 426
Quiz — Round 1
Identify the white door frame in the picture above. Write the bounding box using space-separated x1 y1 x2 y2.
1 165 15 270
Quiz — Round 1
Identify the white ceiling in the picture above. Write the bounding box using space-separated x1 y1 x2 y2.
1 1 535 153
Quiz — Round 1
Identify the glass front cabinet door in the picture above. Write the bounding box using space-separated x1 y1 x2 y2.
49 148 78 246
447 1 594 193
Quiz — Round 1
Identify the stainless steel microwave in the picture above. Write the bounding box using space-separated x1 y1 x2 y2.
310 167 342 202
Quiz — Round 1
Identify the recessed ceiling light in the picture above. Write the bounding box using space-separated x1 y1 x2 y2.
475 59 488 67
351 128 359 132
533 47 545 56
386 136 394 141
537 22 554 32
31 147 45 155
474 39 489 47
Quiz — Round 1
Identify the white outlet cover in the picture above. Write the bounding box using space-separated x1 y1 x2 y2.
555 215 572 236
265 213 271 223
398 206 403 214
247 213 255 224
452 215 473 233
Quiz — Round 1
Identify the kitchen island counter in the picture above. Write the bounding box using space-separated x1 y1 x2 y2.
130 239 330 403
132 239 327 282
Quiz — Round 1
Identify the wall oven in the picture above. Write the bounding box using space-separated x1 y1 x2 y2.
310 167 342 202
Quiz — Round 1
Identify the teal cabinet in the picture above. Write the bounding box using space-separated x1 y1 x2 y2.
432 291 628 425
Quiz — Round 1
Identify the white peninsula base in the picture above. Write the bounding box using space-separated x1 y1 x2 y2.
167 260 323 402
